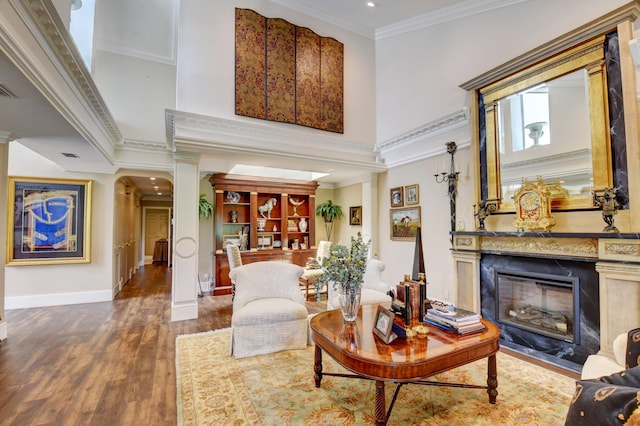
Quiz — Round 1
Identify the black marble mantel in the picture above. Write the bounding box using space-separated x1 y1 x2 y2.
480 254 600 373
451 231 640 373
452 231 640 239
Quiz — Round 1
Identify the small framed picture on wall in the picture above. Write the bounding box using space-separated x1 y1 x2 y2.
405 184 419 206
390 187 404 208
349 206 362 225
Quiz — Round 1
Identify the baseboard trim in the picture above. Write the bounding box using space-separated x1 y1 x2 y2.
171 301 198 322
5 290 112 309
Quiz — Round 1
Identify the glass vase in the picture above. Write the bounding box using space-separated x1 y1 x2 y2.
339 286 362 322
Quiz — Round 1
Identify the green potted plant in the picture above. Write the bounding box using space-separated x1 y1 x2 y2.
199 193 213 219
316 232 370 321
315 200 343 241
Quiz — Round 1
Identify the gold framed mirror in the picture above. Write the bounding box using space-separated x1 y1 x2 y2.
479 34 612 212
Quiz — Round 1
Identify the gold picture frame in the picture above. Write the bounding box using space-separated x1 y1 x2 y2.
372 305 397 343
7 177 92 265
404 184 419 206
390 206 421 241
222 235 241 251
258 235 273 249
390 187 404 207
349 206 362 226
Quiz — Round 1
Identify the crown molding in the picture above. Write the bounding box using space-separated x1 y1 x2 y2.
0 131 16 143
166 110 386 171
267 0 373 38
4 0 122 162
376 109 471 167
376 0 529 40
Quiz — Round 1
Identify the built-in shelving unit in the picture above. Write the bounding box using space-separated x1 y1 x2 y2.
209 174 319 293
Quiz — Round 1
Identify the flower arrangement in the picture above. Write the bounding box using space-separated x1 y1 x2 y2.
316 232 371 293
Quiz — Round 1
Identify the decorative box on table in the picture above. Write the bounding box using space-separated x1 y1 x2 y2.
396 280 424 319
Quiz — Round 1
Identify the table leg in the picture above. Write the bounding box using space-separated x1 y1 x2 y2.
486 353 498 404
314 344 323 387
374 380 386 425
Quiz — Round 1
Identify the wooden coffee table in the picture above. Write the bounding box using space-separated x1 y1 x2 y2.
309 305 501 425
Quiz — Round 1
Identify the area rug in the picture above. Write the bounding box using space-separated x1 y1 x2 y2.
176 328 576 425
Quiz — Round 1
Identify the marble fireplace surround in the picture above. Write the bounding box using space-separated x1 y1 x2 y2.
451 231 640 371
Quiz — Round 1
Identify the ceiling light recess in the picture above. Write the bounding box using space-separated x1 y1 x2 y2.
229 165 328 181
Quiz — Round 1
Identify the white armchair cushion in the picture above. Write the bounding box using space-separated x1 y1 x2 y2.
232 298 308 327
327 258 393 310
581 333 628 380
613 332 627 367
363 258 390 294
231 262 304 311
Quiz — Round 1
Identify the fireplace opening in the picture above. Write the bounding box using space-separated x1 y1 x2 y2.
496 269 579 344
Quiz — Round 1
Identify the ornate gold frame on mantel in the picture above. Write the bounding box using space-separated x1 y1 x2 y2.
460 1 640 214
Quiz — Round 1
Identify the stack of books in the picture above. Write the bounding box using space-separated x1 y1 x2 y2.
424 304 485 335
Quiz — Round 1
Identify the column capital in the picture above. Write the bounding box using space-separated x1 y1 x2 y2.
173 151 200 164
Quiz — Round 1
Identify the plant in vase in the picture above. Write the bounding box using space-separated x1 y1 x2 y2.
316 232 370 321
199 194 213 219
315 200 343 241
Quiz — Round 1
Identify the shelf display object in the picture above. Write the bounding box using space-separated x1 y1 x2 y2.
210 174 318 294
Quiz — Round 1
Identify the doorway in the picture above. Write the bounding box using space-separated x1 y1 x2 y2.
142 207 172 264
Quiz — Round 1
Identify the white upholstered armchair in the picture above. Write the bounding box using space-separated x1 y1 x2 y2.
230 262 308 359
327 258 394 310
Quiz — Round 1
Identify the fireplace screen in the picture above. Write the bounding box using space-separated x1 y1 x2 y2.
496 269 578 343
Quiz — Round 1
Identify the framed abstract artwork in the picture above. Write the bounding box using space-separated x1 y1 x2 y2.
7 177 92 265
390 206 421 241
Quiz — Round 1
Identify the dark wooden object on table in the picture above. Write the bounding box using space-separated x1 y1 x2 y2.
310 305 501 425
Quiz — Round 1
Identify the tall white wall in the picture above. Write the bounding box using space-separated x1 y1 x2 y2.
176 0 376 144
91 0 177 144
375 0 629 142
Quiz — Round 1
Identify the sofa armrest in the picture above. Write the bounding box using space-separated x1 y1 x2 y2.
613 332 627 367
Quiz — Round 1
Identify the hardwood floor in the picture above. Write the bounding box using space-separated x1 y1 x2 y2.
0 263 327 425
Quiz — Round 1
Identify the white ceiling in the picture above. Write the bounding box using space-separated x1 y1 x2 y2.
269 0 470 38
0 0 521 197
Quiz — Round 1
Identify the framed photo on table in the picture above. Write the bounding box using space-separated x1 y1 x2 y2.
7 177 92 265
372 305 397 343
390 187 404 207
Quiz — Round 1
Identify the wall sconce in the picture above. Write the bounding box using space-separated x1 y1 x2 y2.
434 141 460 237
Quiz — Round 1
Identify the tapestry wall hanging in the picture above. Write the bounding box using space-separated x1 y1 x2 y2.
235 8 344 133
7 177 92 265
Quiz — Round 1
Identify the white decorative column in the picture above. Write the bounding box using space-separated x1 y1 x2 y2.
362 173 378 255
451 234 481 312
0 134 10 340
171 152 200 321
596 238 640 356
